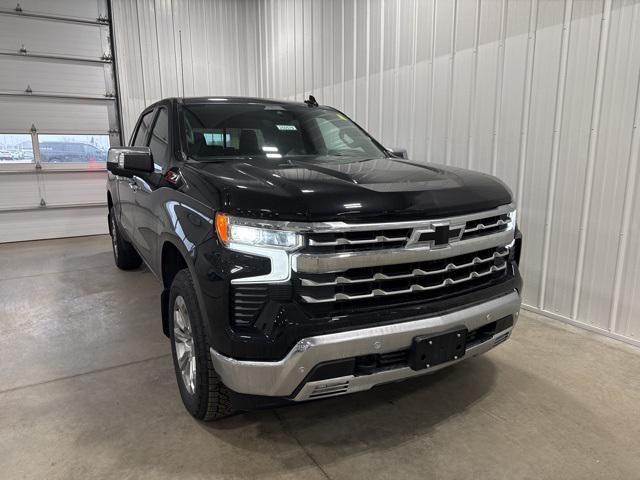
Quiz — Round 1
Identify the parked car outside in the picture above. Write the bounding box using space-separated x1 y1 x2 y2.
39 142 107 163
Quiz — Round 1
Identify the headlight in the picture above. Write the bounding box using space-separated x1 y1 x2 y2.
215 213 302 250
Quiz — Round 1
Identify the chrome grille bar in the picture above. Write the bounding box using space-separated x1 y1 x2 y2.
300 263 507 303
308 234 408 247
463 218 510 234
293 205 515 274
300 248 510 286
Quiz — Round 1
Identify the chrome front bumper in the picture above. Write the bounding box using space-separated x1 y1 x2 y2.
210 290 521 401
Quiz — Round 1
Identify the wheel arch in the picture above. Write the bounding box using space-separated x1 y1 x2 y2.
161 241 188 290
159 237 206 338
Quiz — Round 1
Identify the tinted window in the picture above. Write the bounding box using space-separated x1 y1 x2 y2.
133 110 155 147
149 108 170 171
314 117 360 152
181 104 385 160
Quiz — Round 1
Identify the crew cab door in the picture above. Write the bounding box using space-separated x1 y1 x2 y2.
118 109 155 240
131 106 171 271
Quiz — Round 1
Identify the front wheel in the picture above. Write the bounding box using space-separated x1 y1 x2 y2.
169 268 236 421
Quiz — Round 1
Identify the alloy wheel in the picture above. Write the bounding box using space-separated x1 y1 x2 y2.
173 296 196 394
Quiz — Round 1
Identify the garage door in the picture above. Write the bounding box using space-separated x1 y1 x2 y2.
0 0 121 242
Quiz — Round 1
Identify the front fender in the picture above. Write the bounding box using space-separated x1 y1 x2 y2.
158 195 220 342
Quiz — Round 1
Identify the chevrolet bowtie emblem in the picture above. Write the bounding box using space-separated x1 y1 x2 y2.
418 224 462 247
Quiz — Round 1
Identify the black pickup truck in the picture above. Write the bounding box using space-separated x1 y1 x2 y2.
106 96 522 420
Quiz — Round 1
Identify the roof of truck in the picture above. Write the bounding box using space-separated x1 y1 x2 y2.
177 96 313 107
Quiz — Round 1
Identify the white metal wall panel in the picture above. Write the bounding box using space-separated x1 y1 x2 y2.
494 0 530 194
578 0 640 331
448 0 476 170
518 0 564 308
543 0 602 318
395 0 419 160
615 1 640 341
110 0 145 143
411 0 434 161
470 0 501 174
255 0 640 346
111 0 263 141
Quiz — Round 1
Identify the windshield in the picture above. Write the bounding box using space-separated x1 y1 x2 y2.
180 103 386 160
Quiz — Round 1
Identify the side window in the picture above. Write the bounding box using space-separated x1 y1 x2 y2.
132 110 155 147
148 108 170 171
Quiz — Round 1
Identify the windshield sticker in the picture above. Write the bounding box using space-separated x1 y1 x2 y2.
276 124 297 131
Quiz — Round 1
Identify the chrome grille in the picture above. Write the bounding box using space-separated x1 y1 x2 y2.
293 204 516 274
290 205 515 307
296 205 514 257
295 246 510 304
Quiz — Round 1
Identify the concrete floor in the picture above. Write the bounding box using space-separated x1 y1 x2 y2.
1 236 639 480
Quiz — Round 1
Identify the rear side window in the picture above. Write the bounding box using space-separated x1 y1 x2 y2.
132 110 155 147
149 108 170 171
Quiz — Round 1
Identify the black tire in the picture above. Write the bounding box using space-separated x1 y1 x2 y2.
169 268 235 421
109 208 142 270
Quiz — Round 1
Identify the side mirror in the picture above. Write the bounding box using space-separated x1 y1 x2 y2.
107 147 154 177
388 147 408 159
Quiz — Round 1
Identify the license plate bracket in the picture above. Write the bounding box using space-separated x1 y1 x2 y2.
409 328 467 371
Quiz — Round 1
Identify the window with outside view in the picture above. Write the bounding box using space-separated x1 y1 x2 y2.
0 134 34 163
38 134 110 164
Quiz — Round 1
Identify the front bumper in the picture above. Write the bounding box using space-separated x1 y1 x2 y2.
210 290 521 401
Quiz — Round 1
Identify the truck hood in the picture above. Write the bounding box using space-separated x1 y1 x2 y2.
183 156 513 222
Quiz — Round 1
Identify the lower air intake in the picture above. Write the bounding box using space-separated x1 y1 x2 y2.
309 380 350 399
230 285 268 327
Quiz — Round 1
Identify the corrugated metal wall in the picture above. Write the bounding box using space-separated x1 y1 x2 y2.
258 0 640 347
111 0 640 348
111 0 262 141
